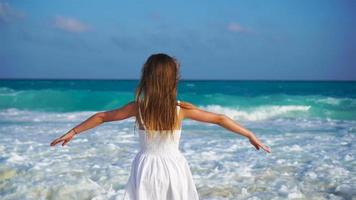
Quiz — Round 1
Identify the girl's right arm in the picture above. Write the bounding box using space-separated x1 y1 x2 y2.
50 101 136 147
180 101 271 153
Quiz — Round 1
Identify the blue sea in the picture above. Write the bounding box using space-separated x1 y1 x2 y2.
0 79 355 200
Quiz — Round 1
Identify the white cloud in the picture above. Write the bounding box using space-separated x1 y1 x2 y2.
53 15 90 33
0 2 24 23
227 22 249 33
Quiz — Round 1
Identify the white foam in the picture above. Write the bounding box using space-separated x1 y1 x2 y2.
314 97 344 105
344 154 353 161
0 108 97 122
0 87 22 96
306 171 317 179
202 104 311 121
0 108 355 199
288 186 303 199
7 152 26 163
287 144 303 152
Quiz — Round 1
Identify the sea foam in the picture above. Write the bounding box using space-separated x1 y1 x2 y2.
202 105 311 121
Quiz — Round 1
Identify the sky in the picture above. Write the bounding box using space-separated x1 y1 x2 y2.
0 0 355 80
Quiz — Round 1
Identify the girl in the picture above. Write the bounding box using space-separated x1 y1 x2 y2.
50 53 271 200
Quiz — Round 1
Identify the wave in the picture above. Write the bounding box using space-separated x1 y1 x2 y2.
0 105 311 123
0 87 134 112
202 105 311 121
0 85 355 121
0 108 95 123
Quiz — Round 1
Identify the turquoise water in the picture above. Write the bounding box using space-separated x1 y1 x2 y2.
1 80 355 120
0 79 355 199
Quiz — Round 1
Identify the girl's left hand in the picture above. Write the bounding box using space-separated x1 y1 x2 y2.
248 134 271 153
50 129 76 147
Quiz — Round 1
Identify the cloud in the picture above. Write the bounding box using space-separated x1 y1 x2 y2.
227 22 250 33
53 15 90 33
0 2 24 24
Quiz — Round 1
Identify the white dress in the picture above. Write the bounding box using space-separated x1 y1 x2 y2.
122 101 199 200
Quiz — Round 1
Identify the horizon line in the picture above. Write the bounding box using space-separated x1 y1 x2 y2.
0 78 355 82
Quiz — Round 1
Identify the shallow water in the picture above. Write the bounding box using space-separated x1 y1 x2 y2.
0 80 355 199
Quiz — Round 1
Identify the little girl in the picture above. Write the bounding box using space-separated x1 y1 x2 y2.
50 53 271 200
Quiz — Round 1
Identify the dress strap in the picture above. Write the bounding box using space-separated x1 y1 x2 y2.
177 100 180 116
138 103 147 131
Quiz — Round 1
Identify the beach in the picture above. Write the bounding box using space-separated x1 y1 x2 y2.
0 79 355 200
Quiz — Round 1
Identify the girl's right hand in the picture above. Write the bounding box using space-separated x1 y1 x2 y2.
50 129 76 147
248 134 271 153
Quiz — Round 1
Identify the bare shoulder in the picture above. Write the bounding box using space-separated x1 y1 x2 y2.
127 100 137 109
115 100 137 119
178 101 198 110
126 101 138 116
127 100 137 107
96 100 137 122
178 100 222 124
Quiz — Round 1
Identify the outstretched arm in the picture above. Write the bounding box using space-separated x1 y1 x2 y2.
180 101 271 153
50 101 136 147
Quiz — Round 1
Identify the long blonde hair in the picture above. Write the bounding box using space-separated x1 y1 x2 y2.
135 53 181 138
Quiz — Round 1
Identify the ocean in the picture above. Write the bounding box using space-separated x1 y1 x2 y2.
0 79 355 200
